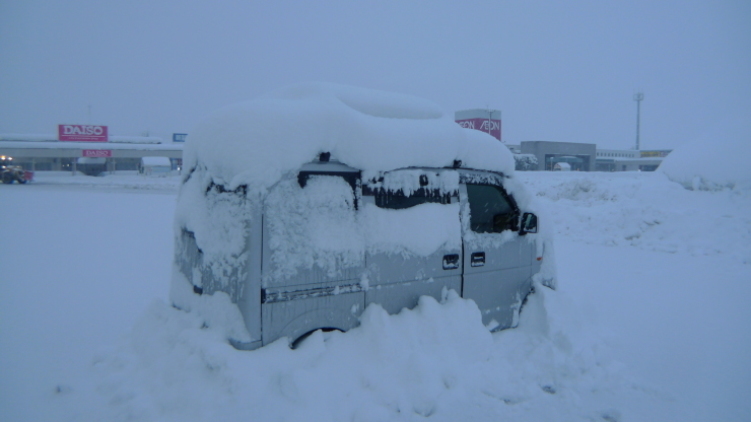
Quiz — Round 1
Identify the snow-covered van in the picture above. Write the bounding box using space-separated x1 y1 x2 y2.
171 83 555 350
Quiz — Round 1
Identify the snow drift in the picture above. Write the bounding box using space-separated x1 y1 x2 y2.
659 137 751 191
2 172 749 421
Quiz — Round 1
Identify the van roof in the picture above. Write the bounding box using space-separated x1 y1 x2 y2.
183 83 514 193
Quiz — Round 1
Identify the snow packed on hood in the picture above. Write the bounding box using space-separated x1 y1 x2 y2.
659 137 751 191
183 82 514 192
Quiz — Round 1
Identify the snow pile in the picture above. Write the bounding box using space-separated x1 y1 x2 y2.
659 137 751 191
31 171 180 191
3 172 751 421
183 82 514 192
520 171 751 264
86 286 630 421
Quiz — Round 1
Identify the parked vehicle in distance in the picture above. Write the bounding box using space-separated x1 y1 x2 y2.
139 156 173 176
1 155 33 184
171 83 555 350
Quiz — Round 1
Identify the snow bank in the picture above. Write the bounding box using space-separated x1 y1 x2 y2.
84 285 632 421
659 138 751 191
519 171 751 264
5 172 750 421
183 82 514 192
30 171 180 191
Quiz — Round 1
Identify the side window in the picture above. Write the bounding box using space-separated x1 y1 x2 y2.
372 187 451 209
363 172 456 210
466 184 518 233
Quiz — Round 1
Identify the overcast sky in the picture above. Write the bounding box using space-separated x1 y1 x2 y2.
1 0 749 150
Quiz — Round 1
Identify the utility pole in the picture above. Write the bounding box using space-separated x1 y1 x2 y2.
633 92 644 150
486 106 492 136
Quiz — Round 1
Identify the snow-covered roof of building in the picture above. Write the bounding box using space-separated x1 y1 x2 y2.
0 134 164 144
0 141 181 151
184 82 514 191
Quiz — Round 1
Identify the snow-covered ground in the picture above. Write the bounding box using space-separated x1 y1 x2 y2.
1 169 749 421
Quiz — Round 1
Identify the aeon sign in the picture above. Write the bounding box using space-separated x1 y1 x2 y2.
456 118 502 142
58 125 108 142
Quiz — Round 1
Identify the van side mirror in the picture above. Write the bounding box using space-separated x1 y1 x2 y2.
520 212 538 235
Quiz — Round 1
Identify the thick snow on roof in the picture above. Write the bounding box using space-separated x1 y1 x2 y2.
184 83 514 191
659 137 751 190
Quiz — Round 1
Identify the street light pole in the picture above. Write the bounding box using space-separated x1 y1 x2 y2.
633 92 644 150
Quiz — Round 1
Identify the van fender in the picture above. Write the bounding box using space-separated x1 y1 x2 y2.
269 306 361 347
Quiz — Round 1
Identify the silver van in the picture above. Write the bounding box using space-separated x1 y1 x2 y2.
173 153 553 350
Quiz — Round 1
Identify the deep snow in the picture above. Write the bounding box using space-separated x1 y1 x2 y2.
659 137 751 191
1 169 750 421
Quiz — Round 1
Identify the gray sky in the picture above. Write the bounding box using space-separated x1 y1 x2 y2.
1 0 749 149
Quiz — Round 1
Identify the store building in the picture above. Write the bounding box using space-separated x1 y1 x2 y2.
520 141 597 171
595 149 671 172
0 126 183 174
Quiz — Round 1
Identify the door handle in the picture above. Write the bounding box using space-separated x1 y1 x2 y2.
442 254 460 270
471 252 485 267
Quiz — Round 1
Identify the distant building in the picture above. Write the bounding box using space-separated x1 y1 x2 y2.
521 141 597 171
595 148 672 171
0 132 182 173
640 149 672 158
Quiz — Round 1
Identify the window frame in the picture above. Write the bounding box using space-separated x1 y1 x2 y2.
362 170 458 210
459 170 520 234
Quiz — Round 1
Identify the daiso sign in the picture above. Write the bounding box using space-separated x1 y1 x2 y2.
58 124 108 142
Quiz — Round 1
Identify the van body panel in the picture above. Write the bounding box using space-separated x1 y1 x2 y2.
237 210 263 341
261 291 364 346
262 216 364 288
462 267 532 328
261 175 364 289
365 276 461 315
176 228 246 302
174 162 549 348
365 248 462 286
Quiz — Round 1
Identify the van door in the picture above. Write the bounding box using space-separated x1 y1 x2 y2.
362 169 462 314
459 171 534 330
261 170 365 344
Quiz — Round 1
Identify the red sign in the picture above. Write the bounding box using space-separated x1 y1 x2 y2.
456 118 502 142
82 149 112 158
58 125 108 142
